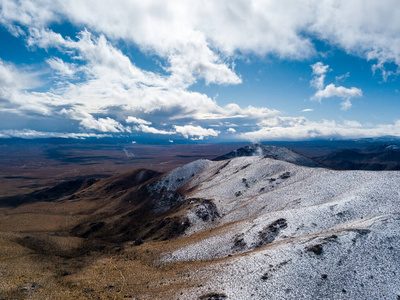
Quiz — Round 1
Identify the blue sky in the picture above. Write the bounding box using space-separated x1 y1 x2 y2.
0 1 400 142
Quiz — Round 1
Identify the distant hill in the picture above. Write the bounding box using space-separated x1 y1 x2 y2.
314 143 400 170
213 143 324 168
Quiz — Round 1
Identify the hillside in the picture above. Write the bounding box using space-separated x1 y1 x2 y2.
314 144 400 170
0 144 399 299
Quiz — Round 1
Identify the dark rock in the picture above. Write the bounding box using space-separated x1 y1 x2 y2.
255 218 288 248
80 222 105 238
61 271 71 276
199 293 228 300
307 244 323 255
279 172 291 179
241 164 251 170
235 191 242 197
193 199 220 222
134 239 143 246
355 229 371 235
232 234 247 250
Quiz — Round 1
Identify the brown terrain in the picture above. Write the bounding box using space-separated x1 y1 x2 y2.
0 140 247 299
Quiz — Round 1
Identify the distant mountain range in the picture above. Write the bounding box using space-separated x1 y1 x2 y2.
314 143 400 170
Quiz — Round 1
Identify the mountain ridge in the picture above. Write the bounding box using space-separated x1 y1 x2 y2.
1 144 399 299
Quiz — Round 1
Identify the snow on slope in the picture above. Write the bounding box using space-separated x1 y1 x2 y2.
184 214 400 299
149 159 216 193
213 143 323 168
149 148 400 299
164 156 400 260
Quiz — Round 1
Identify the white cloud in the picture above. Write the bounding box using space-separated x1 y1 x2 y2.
301 108 314 112
311 62 329 76
46 57 79 78
20 29 273 124
314 84 363 110
259 117 308 128
310 62 328 90
340 99 352 111
335 72 350 83
314 84 363 100
173 125 220 140
1 1 400 140
0 129 110 139
2 0 400 80
310 62 362 110
135 125 172 135
0 59 41 94
0 59 53 115
240 119 400 142
227 128 236 133
126 116 152 125
343 120 363 128
80 117 127 132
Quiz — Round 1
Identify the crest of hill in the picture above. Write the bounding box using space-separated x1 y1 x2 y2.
213 143 323 168
315 143 400 170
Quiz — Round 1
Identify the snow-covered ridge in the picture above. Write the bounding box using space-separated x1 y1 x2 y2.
213 143 323 168
149 159 216 193
144 145 400 299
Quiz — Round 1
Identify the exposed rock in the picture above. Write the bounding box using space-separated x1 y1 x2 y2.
199 293 228 300
255 218 288 248
307 244 323 256
193 199 220 222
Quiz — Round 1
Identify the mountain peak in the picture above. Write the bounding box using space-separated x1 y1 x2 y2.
213 143 323 168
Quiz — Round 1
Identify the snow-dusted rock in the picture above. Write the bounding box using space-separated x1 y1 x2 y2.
147 146 400 299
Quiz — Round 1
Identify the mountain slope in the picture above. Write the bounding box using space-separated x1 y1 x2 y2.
156 153 399 299
67 145 399 299
1 144 399 299
314 144 400 170
213 143 324 168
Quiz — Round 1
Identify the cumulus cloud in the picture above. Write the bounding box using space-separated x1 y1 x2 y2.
310 63 362 110
259 117 308 128
126 116 152 125
15 29 273 127
240 119 400 142
2 1 400 79
314 84 363 100
0 129 110 139
135 125 171 135
80 117 127 132
0 1 400 140
310 62 329 90
227 128 236 133
314 84 363 110
46 57 79 78
173 125 220 140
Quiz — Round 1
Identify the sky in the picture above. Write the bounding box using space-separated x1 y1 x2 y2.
0 0 400 142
